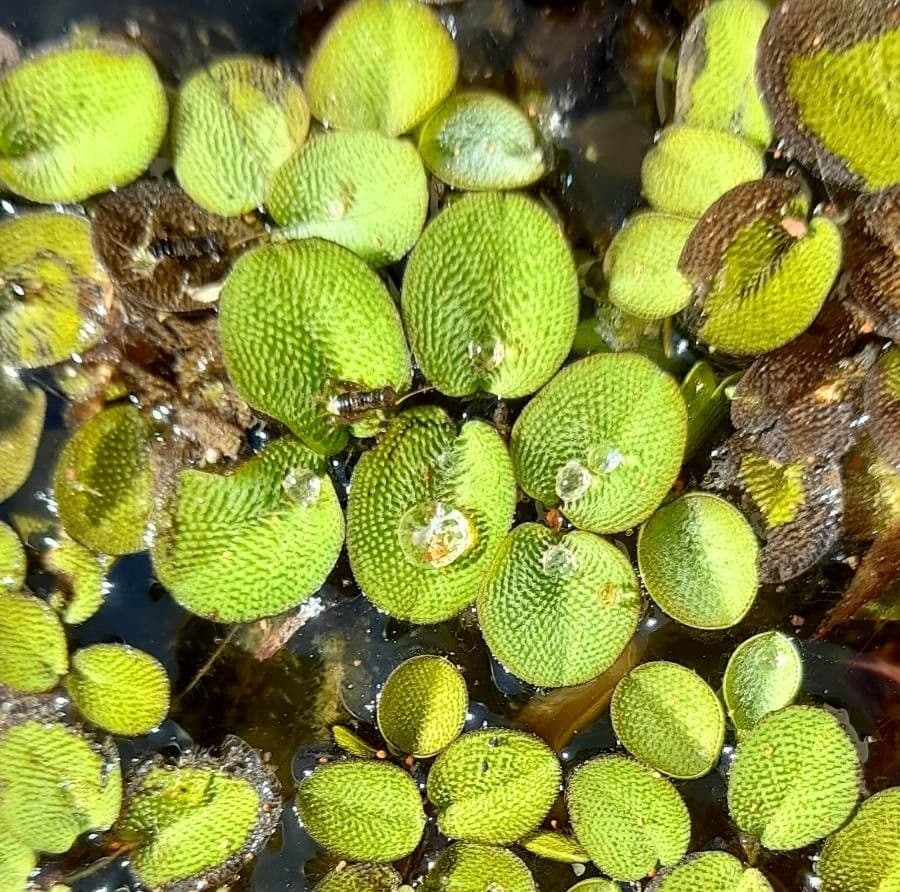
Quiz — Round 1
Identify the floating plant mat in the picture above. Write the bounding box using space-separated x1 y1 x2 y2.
0 0 898 891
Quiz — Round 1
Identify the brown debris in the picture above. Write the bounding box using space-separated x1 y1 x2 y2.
91 178 263 313
817 518 900 636
863 346 900 470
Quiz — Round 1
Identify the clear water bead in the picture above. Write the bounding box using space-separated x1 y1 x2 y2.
555 459 592 503
281 468 321 507
467 336 505 374
541 543 580 580
397 501 473 569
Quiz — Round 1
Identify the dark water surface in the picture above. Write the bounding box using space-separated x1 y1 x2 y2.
1 1 898 890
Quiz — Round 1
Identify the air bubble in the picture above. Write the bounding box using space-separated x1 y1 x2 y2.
540 543 579 580
281 468 321 507
555 459 592 503
397 501 474 569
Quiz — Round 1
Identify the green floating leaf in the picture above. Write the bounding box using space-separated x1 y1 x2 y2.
152 437 344 622
0 520 25 591
46 533 114 624
219 238 411 454
675 0 772 146
649 852 773 892
333 725 381 759
377 654 468 757
680 179 842 355
422 842 535 892
314 863 402 892
0 711 122 854
54 404 154 556
66 643 170 737
0 590 68 692
296 759 425 862
347 407 516 623
511 352 687 534
757 0 900 192
0 372 45 500
722 631 802 735
0 812 35 892
818 787 900 892
426 729 561 844
268 130 427 266
518 829 589 864
864 345 900 471
567 881 620 892
641 125 764 218
0 212 109 369
681 362 739 460
173 55 309 216
567 755 690 881
304 0 458 135
611 661 725 779
637 492 759 630
477 523 642 687
0 36 167 202
118 737 282 891
418 91 545 191
727 706 861 850
402 192 578 399
603 212 695 321
91 178 264 312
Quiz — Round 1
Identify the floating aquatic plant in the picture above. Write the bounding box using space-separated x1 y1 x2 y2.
401 192 578 398
66 643 170 736
727 706 861 850
0 520 24 591
347 406 516 623
219 238 411 453
117 737 281 891
0 707 122 854
844 186 899 340
304 0 458 135
333 724 382 759
864 346 900 471
0 372 45 501
477 523 642 687
268 130 428 265
817 787 900 892
511 352 687 534
91 178 264 312
680 178 842 355
0 35 167 202
641 125 764 219
567 881 619 892
649 852 773 891
842 435 900 542
567 755 690 881
152 436 344 622
675 0 772 146
376 654 468 757
173 56 309 215
0 212 110 369
54 403 154 556
602 211 695 321
45 534 114 625
296 759 425 861
518 829 589 864
315 863 403 892
426 729 560 844
757 0 900 192
0 590 68 692
0 813 35 892
422 842 535 892
637 492 759 630
722 631 802 735
611 661 725 779
681 361 739 459
417 91 545 191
